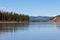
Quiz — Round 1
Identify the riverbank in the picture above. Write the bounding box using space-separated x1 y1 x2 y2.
0 21 29 23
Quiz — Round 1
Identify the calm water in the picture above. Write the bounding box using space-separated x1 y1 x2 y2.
0 22 60 40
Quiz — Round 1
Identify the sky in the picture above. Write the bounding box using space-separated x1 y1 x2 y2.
0 0 60 16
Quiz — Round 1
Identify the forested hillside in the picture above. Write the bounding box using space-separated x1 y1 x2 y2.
0 11 29 22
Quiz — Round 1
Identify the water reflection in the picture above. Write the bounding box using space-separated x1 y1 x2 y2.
53 22 60 29
0 23 29 32
0 22 60 40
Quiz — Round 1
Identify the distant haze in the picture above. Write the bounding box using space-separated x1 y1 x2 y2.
30 16 53 21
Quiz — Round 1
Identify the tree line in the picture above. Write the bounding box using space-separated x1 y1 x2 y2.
0 11 29 22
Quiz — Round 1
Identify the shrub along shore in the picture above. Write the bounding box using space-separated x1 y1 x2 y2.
0 11 29 23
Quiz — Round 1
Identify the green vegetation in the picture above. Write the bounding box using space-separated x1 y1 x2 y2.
55 15 60 17
49 15 60 22
0 11 29 22
49 15 60 20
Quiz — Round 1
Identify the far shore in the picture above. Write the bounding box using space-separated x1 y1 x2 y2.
0 21 29 23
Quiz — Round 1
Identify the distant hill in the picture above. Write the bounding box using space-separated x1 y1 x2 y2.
30 16 53 22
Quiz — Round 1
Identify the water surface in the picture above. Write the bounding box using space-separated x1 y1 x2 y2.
0 22 60 40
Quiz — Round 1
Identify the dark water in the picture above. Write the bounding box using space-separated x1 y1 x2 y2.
0 22 60 40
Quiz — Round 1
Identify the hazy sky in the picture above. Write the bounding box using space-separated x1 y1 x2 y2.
0 0 60 16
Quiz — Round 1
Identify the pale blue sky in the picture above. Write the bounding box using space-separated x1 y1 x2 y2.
0 0 60 16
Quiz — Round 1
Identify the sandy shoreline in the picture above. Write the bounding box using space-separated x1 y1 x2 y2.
0 21 29 23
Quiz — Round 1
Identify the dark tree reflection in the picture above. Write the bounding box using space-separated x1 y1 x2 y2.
0 23 29 32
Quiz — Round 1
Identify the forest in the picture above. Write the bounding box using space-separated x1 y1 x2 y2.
0 11 29 22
